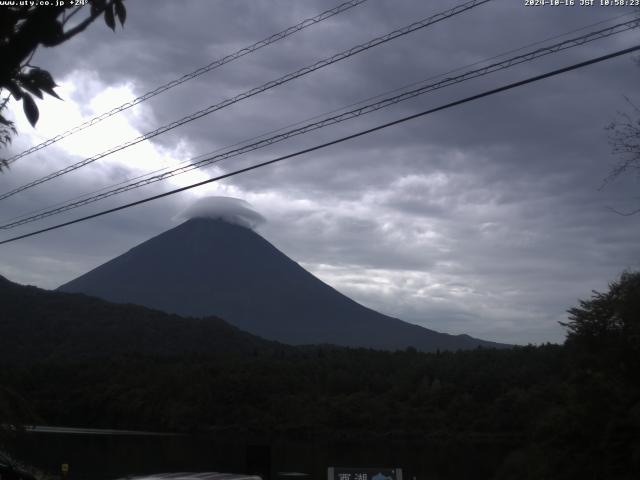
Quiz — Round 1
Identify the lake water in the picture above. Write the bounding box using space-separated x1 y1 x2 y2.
3 429 515 480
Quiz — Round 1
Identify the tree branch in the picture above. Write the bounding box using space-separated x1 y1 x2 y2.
55 1 114 45
62 5 84 26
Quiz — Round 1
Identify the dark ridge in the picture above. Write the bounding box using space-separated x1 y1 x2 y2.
0 275 283 365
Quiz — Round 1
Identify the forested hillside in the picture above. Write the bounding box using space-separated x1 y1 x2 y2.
1 272 639 478
0 274 282 363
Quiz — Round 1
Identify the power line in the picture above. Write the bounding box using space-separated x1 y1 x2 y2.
9 8 635 227
4 17 636 228
4 0 371 165
3 18 637 230
0 0 492 202
24 2 628 228
1 44 637 247
10 9 631 227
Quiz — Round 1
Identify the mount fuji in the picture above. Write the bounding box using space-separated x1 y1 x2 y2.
59 216 507 351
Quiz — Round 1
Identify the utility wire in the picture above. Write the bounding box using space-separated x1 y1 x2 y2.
8 8 635 227
1 44 638 246
9 8 631 226
3 17 635 228
4 8 636 229
4 0 371 165
0 0 492 202
2 18 637 230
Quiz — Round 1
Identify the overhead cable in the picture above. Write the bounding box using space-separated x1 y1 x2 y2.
0 0 492 201
4 0 371 165
18 8 630 223
1 44 638 246
2 18 637 230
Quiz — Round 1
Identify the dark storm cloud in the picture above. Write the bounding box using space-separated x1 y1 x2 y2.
1 0 639 344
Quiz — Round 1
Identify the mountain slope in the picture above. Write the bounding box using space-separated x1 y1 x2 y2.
59 218 507 351
0 274 281 364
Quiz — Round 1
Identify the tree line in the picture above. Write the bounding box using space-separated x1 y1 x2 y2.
0 271 638 478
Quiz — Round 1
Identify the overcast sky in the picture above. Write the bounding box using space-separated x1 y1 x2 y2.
1 0 639 344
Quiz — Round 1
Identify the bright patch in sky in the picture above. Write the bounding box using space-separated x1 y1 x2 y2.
8 70 199 181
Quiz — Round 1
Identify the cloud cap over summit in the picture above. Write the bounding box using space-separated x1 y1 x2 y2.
177 196 266 230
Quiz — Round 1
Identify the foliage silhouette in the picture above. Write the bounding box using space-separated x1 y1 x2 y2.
1 272 639 477
0 0 126 170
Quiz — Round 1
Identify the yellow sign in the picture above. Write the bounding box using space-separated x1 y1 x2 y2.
61 464 69 473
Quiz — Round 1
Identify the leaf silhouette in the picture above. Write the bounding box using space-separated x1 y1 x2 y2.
91 0 106 17
104 3 116 31
19 81 43 99
31 69 62 100
4 80 22 100
30 68 57 90
115 0 126 26
22 94 39 127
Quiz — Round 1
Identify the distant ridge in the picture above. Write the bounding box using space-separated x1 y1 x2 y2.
0 275 281 363
59 218 509 351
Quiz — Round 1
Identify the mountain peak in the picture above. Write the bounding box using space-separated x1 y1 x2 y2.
176 196 265 231
59 217 508 351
